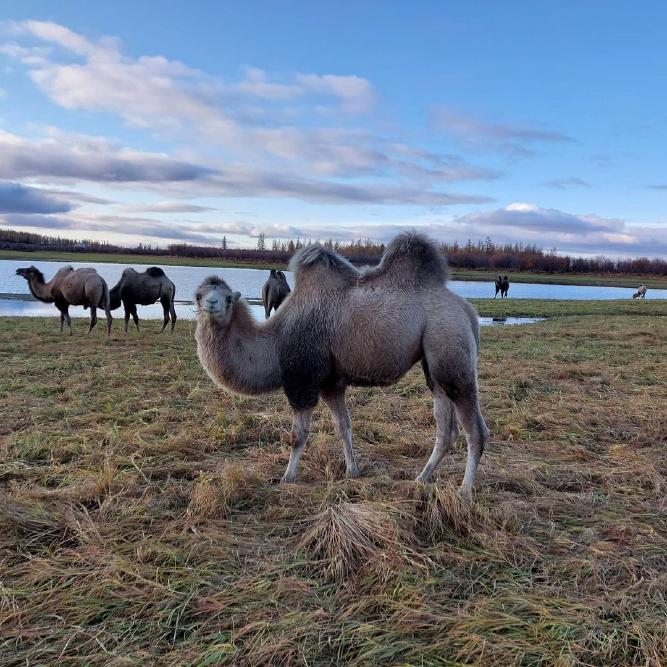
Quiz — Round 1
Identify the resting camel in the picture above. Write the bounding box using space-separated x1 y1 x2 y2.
261 269 291 318
109 267 177 332
632 285 647 299
494 275 510 298
195 232 488 500
16 265 112 334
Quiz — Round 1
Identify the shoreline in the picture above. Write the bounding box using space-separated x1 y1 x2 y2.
2 249 665 289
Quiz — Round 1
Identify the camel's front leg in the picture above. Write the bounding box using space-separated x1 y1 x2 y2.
322 388 359 478
281 408 313 483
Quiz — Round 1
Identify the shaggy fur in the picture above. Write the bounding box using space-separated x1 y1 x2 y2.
16 265 112 334
632 285 647 299
494 276 510 299
109 267 177 332
261 269 291 319
195 232 488 500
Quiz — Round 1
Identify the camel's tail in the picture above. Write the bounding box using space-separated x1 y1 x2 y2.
99 280 111 312
360 231 450 287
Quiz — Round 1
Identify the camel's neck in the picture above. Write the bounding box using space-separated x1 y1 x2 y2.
195 303 281 396
27 276 54 303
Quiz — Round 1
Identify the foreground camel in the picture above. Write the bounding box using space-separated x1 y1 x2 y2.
494 275 510 298
632 285 647 299
195 232 488 500
261 269 291 318
16 266 112 334
110 267 177 332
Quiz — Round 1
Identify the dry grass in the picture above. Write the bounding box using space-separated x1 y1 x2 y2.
0 313 666 665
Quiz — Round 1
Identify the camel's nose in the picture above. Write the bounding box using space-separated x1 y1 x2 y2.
204 296 219 311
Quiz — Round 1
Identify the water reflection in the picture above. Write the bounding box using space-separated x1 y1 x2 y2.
0 297 542 327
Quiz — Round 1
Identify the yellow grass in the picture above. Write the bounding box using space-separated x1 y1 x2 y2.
0 313 665 665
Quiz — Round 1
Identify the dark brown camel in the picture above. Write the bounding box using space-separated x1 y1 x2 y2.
109 267 177 332
261 269 291 318
16 265 112 334
494 275 510 299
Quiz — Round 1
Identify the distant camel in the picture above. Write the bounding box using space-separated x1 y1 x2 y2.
261 269 291 318
16 266 112 334
494 275 510 299
632 285 647 299
109 267 177 332
195 232 488 501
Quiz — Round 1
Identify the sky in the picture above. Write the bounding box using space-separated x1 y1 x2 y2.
1 1 666 257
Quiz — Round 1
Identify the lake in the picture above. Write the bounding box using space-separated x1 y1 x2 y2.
1 258 664 324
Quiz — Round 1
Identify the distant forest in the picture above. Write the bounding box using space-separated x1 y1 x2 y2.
1 228 665 276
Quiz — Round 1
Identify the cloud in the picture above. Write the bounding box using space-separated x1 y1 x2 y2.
646 184 667 190
120 202 217 213
0 129 493 206
0 181 72 213
433 109 573 158
3 21 498 190
543 176 591 190
0 129 215 183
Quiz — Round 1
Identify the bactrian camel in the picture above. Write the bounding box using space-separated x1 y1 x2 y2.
194 232 488 500
110 267 177 332
632 285 647 299
16 265 112 334
261 269 291 318
494 275 510 298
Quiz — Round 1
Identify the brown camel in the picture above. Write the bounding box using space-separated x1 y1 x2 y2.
261 269 291 318
16 265 112 334
494 275 510 298
110 267 177 332
195 232 488 500
632 285 647 299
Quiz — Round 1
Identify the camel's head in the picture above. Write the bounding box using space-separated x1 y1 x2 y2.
195 276 241 326
16 266 44 282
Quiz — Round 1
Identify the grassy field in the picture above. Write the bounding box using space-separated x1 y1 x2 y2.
1 310 666 665
2 248 666 289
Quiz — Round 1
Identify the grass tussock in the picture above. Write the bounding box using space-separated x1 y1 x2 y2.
297 499 425 580
0 314 665 665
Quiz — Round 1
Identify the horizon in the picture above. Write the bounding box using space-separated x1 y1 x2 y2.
1 2 666 258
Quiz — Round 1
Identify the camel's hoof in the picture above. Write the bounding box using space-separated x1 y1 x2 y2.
415 474 431 484
346 467 360 480
457 487 474 504
279 475 296 485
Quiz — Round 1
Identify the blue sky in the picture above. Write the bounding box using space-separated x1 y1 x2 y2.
1 1 666 256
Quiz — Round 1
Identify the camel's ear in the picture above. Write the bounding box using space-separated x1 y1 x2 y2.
233 291 241 303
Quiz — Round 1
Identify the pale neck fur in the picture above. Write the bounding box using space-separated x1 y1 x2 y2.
27 274 54 303
195 299 281 395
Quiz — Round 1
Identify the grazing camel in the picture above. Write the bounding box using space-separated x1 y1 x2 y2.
494 275 510 298
15 266 112 334
632 285 647 299
195 232 488 500
261 269 291 318
109 267 177 333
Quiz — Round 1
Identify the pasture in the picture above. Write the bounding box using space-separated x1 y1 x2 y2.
0 305 665 665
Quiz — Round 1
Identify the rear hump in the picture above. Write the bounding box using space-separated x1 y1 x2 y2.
361 231 450 287
146 267 165 277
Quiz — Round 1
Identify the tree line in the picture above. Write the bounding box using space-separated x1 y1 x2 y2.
1 227 665 276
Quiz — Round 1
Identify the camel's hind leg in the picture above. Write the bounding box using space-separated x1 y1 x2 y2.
416 383 459 483
453 391 489 501
281 408 314 483
123 305 131 332
130 305 140 332
322 388 359 479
